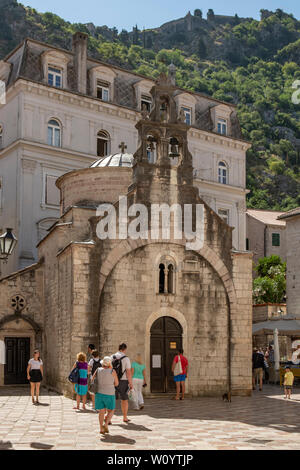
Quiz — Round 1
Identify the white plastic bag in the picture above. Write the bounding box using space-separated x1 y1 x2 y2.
173 355 183 376
128 389 138 409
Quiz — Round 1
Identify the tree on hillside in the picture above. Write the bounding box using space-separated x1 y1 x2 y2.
253 255 286 304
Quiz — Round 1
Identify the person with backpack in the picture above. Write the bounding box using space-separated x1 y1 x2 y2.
252 347 265 391
111 343 133 423
71 352 88 410
172 349 188 401
88 349 101 410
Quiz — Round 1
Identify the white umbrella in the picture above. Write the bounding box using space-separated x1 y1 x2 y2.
274 328 280 371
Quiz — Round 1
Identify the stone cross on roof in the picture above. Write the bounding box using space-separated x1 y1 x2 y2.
119 142 127 153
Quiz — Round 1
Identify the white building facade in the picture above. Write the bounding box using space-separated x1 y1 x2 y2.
0 33 250 276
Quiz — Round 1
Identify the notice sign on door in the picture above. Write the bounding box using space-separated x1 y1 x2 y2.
152 355 161 368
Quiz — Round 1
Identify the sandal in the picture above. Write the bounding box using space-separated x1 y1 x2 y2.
123 419 131 423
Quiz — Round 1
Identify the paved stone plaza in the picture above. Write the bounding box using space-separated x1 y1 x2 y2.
1 385 300 450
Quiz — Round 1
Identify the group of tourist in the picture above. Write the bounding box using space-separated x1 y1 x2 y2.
252 345 296 399
252 345 275 391
26 344 189 434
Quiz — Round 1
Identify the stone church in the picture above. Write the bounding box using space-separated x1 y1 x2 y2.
0 72 252 397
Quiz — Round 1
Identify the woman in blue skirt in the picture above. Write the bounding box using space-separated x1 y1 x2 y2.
92 356 119 434
72 352 88 410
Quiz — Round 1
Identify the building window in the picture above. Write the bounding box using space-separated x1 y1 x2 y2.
141 94 152 112
146 135 157 164
0 124 3 149
168 264 174 294
47 119 61 147
97 130 110 157
159 264 165 293
218 161 228 184
181 107 192 125
48 66 62 88
159 261 175 294
97 80 110 101
246 238 250 250
45 175 60 206
218 209 230 225
217 118 227 135
272 233 280 247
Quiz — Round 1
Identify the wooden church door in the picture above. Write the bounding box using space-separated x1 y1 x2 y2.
4 337 30 385
150 317 183 393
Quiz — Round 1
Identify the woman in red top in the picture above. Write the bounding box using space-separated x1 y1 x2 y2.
172 349 188 400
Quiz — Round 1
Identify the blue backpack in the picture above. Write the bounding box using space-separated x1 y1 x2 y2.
68 362 79 384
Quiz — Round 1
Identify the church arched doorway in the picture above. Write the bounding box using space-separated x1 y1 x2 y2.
150 316 183 393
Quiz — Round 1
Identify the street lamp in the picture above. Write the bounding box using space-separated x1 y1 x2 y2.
0 228 17 276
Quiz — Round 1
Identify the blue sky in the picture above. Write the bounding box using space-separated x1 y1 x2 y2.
24 0 300 31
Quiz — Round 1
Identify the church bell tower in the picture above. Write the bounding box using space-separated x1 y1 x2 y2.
130 69 199 208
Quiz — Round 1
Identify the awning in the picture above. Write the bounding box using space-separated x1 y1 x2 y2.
253 317 300 336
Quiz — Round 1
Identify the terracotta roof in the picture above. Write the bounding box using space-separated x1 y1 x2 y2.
278 207 300 220
246 209 286 227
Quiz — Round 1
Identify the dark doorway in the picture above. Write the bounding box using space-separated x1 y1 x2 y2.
4 337 30 385
150 317 183 393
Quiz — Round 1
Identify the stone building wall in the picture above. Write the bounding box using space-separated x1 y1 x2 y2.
57 167 132 214
99 243 230 396
285 216 300 317
0 264 44 386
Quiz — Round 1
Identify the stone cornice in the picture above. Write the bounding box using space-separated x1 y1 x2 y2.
56 240 95 258
195 177 249 194
0 258 44 283
189 128 251 151
9 78 139 122
0 138 96 164
6 79 250 148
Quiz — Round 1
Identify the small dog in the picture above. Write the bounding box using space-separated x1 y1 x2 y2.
222 392 231 402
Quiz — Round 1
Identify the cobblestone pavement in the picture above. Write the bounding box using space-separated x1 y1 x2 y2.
1 385 300 450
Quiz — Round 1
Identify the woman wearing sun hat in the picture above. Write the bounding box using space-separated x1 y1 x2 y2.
92 356 119 434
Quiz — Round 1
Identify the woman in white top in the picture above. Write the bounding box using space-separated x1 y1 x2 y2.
27 349 43 405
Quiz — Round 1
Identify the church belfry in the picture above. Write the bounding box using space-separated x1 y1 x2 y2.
131 70 197 207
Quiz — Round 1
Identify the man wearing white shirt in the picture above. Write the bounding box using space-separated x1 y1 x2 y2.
112 343 133 423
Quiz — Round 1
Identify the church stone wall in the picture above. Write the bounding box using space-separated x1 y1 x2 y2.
0 265 44 386
57 167 132 214
99 243 230 396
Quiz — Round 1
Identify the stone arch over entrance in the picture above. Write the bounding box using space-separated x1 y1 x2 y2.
145 307 188 394
99 239 237 309
0 315 42 386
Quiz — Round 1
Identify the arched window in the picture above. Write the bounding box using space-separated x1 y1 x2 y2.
218 161 228 185
168 264 174 294
159 264 165 293
97 130 110 157
158 261 175 294
147 135 157 164
47 119 61 147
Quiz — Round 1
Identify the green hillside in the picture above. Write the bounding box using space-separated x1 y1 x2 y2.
1 1 300 210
